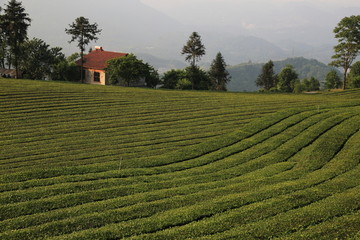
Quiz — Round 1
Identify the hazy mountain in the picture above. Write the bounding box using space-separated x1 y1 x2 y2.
20 0 360 70
141 32 291 67
227 57 341 92
137 53 187 73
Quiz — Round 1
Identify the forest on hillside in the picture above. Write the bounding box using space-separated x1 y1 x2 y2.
227 57 342 92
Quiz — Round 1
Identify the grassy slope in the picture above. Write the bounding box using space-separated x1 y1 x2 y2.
0 79 359 239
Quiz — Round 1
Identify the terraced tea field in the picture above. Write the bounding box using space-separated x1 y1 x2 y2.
1 78 360 239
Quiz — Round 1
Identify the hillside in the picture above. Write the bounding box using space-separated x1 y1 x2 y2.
1 79 360 239
227 57 341 92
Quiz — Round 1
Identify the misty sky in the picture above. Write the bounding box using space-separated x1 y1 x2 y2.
141 0 360 12
9 0 360 64
139 0 360 28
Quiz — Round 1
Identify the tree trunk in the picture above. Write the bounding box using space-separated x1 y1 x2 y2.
14 45 19 79
80 32 85 83
191 58 196 90
343 67 348 90
80 51 84 83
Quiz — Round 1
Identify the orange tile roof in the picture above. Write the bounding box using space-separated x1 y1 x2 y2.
77 48 128 70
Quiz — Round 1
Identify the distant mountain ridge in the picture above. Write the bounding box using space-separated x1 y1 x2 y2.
23 0 359 67
227 57 341 92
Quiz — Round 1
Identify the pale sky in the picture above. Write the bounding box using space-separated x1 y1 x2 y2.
11 0 360 64
140 0 360 10
140 0 360 6
138 0 360 29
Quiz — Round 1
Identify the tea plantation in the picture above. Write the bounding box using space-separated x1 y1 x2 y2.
1 79 360 239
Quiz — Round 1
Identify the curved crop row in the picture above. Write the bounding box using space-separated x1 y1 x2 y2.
1 79 360 239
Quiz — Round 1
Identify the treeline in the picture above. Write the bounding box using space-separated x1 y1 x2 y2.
256 61 322 93
0 0 230 91
255 60 360 93
1 0 359 92
106 33 230 90
255 14 360 93
138 32 230 91
0 1 81 81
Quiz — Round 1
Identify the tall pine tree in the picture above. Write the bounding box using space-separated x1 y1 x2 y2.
277 65 298 92
1 0 31 78
182 32 206 89
181 32 206 67
256 60 277 91
209 52 231 91
65 16 102 82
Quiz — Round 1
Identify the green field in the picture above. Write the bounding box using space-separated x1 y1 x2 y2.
1 78 360 240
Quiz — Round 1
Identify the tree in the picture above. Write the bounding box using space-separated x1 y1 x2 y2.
65 16 102 82
182 32 206 67
293 80 304 94
325 69 342 90
329 15 360 90
161 67 211 90
51 53 81 82
162 69 187 89
176 78 192 90
0 6 7 69
209 52 231 91
186 65 212 90
20 38 65 80
256 60 277 91
106 54 159 88
182 32 206 89
302 77 320 92
143 63 160 88
1 0 31 78
0 33 6 69
349 61 360 88
277 65 298 92
293 77 320 93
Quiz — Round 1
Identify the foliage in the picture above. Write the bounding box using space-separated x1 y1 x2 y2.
67 52 80 63
162 69 187 89
302 77 320 91
176 78 192 90
161 66 212 91
51 53 81 82
0 7 7 69
143 63 160 88
228 57 339 92
186 65 213 90
65 16 101 82
18 38 64 80
107 53 159 87
325 69 342 90
0 39 6 69
294 77 320 93
181 32 206 67
0 0 31 78
349 61 360 88
330 15 360 89
350 76 360 88
209 52 231 91
350 61 360 77
256 60 277 91
292 80 303 94
182 32 206 90
277 64 298 92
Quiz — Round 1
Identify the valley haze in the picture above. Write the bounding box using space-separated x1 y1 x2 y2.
21 0 360 70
